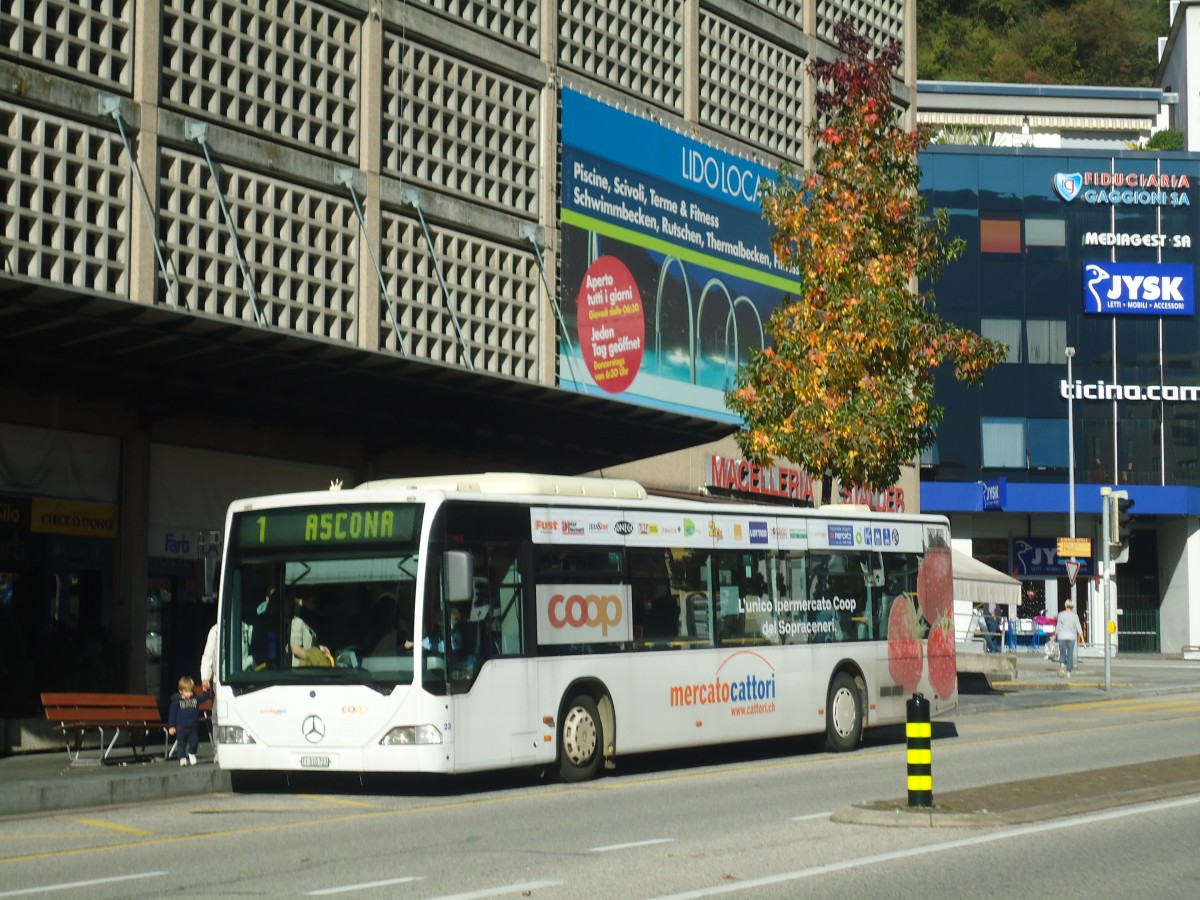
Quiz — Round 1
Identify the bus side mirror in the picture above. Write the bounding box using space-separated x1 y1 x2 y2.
443 550 474 603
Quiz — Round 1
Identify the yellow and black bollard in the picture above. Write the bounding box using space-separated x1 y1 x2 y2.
906 692 933 808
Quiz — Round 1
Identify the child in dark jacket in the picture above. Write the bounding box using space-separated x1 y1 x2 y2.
167 675 210 766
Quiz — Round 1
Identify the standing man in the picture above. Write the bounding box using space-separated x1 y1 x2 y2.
1055 598 1084 678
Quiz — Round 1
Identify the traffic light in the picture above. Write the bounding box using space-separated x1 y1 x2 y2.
1109 490 1134 551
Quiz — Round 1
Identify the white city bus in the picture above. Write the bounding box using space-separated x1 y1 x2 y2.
212 473 956 782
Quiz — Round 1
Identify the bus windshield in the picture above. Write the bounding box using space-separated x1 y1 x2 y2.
218 502 423 692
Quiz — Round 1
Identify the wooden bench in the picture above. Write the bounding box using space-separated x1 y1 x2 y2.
41 692 171 766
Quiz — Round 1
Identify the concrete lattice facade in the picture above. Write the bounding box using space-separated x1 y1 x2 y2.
0 1 912 721
3 0 910 376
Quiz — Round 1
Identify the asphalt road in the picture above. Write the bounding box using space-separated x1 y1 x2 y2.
2 679 1197 898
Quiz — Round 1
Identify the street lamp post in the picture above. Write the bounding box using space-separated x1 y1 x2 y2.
1066 346 1077 614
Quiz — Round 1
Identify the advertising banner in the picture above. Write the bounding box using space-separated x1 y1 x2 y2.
559 87 798 418
1083 261 1195 316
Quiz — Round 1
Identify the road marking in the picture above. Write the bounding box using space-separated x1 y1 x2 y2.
422 881 562 899
790 812 833 822
591 838 673 852
61 816 152 836
650 794 1200 898
0 870 165 897
1043 698 1197 712
299 794 378 808
308 875 422 894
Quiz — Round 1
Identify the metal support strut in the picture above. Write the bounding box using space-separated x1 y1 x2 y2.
521 223 587 393
401 188 473 371
186 121 265 326
335 166 408 356
99 95 181 310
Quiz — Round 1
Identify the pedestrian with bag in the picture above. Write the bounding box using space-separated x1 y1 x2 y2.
1055 598 1084 678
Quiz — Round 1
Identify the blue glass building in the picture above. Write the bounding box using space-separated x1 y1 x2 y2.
920 146 1200 654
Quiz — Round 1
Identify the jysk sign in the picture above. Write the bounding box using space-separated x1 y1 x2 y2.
982 477 1006 511
1083 261 1195 316
1013 537 1093 578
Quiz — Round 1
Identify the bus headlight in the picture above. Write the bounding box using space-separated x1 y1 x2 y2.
380 724 442 745
216 725 256 745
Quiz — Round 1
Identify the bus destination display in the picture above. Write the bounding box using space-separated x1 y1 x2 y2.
234 505 418 549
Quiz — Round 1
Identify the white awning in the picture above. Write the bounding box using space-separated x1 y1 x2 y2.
952 550 1021 644
953 549 1020 609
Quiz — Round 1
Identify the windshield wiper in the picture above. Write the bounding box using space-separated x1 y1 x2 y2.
318 667 393 695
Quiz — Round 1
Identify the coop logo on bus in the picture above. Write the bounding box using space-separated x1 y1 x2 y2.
827 524 855 547
536 584 632 644
668 650 777 717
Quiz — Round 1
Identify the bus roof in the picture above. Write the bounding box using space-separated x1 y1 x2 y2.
355 472 648 500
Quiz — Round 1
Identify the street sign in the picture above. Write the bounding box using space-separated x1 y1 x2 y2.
1065 559 1081 585
1057 537 1092 558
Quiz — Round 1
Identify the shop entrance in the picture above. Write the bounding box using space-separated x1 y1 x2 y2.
146 561 215 709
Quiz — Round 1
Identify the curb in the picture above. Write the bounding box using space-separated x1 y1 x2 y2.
0 763 230 818
951 680 1197 716
832 773 1200 828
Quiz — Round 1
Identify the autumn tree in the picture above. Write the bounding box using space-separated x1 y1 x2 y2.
726 20 1006 506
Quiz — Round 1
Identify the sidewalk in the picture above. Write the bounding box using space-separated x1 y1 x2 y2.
0 738 229 818
1 655 1195 819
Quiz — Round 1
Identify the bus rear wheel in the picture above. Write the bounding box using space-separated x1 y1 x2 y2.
825 672 863 752
559 694 603 782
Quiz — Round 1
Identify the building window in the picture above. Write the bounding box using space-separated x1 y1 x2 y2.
1027 418 1068 468
1024 218 1066 247
981 418 1025 468
981 318 1022 363
980 218 1021 253
1026 319 1067 364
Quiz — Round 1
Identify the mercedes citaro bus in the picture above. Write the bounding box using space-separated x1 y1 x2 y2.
212 473 955 782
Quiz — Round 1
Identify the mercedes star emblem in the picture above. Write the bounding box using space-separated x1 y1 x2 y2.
302 715 326 743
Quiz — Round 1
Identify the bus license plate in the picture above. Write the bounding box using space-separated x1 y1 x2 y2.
300 755 331 768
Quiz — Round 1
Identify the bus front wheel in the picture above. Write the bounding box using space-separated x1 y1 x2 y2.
559 694 603 782
825 672 863 752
